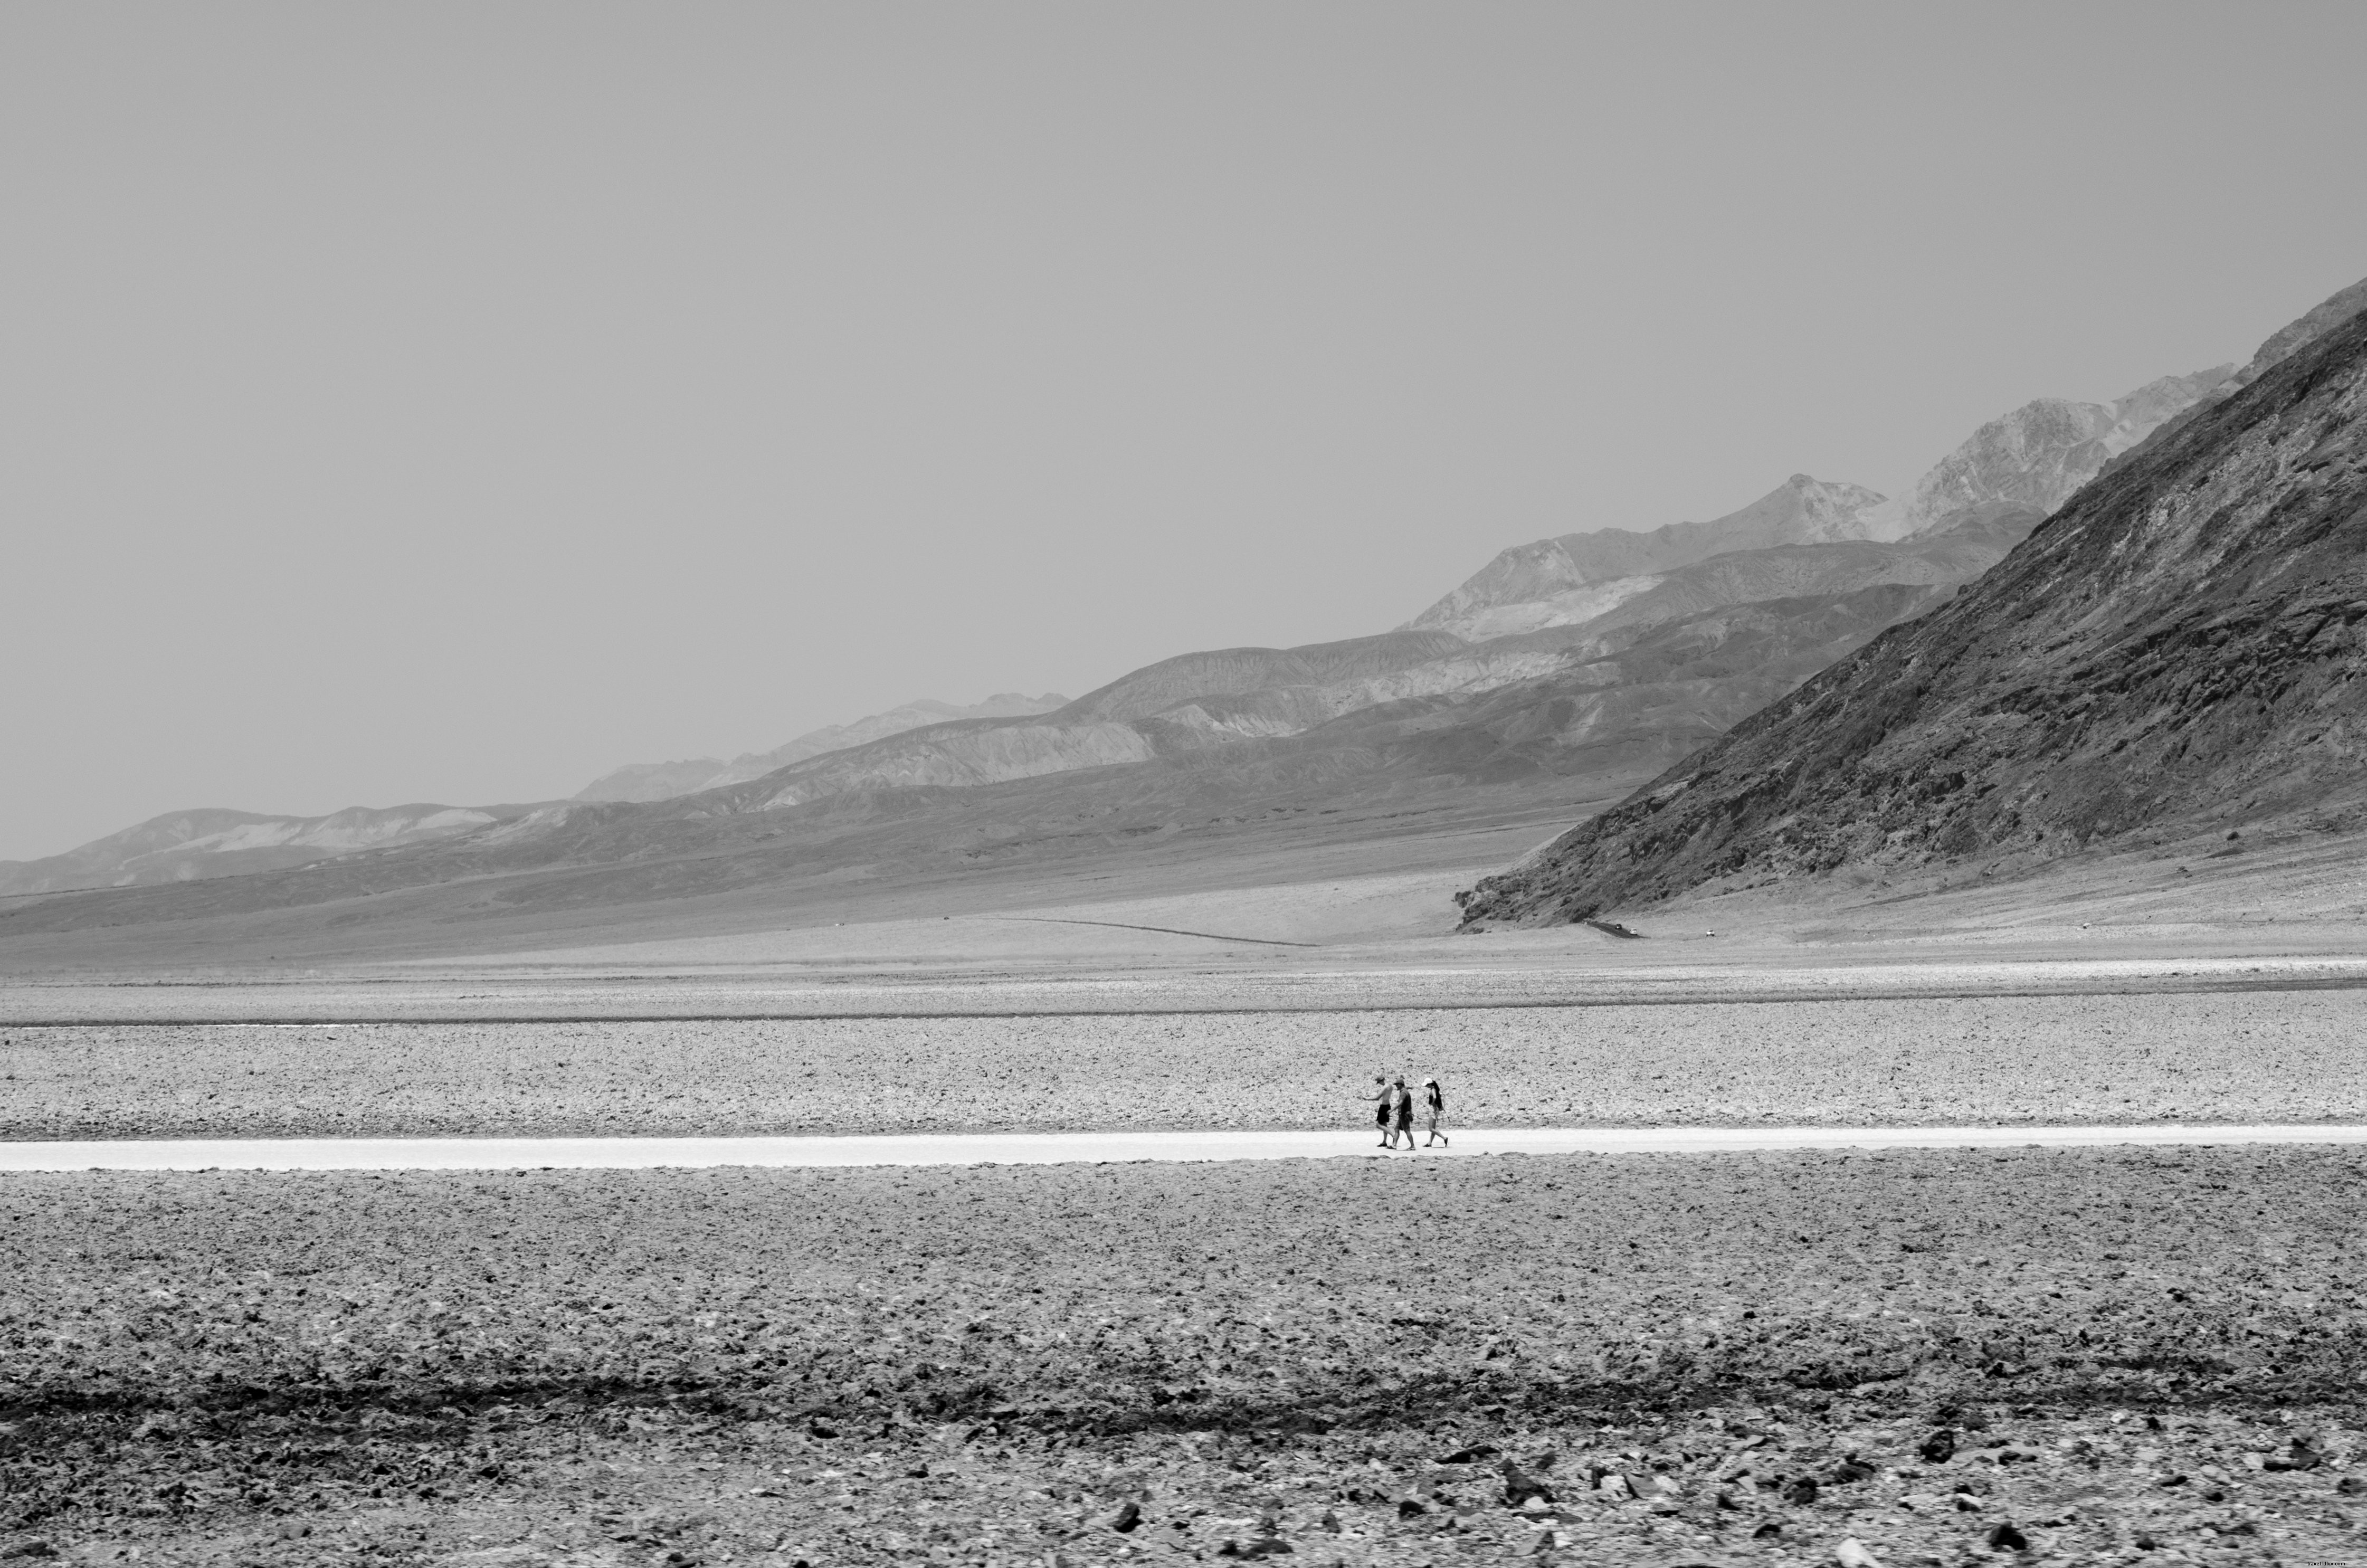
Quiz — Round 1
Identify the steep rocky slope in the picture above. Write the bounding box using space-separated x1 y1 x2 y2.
1457 306 2367 926
574 692 1069 802
0 804 535 898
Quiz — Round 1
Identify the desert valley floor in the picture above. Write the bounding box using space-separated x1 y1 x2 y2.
4 845 2366 1566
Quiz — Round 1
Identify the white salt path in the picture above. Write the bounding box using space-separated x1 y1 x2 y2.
4 1124 2366 1172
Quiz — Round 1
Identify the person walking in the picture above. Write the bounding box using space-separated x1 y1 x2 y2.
1422 1077 1448 1147
1364 1076 1395 1148
1392 1077 1415 1150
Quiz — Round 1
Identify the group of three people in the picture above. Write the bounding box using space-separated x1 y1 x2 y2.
1365 1075 1446 1149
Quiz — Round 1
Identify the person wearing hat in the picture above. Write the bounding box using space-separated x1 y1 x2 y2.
1421 1077 1447 1147
1391 1077 1415 1148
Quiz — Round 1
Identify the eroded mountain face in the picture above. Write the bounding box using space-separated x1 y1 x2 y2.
1456 308 2367 927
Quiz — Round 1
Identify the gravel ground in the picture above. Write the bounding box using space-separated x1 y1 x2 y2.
3 1145 2364 1564
4 988 2363 1139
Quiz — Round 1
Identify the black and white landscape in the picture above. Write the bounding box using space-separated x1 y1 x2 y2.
3 8 2365 1566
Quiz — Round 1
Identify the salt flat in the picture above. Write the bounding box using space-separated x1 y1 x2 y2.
8 1121 2367 1170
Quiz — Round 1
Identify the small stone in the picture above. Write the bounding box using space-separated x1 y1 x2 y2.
1501 1459 1555 1507
1108 1501 1142 1533
1753 1522 1783 1539
1921 1429 1957 1464
1784 1477 1820 1506
1833 1537 1883 1566
2336 1476 2367 1497
2133 1533 2162 1552
1985 1522 2029 1552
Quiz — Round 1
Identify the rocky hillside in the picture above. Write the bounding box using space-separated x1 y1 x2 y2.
1457 302 2367 926
0 803 536 898
574 693 1070 803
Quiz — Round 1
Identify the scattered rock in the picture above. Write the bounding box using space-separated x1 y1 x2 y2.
1985 1522 2029 1552
1833 1538 1884 1567
1108 1500 1141 1533
1438 1442 1500 1465
1784 1477 1821 1505
1501 1458 1555 1506
2272 1437 2326 1471
1921 1429 1957 1464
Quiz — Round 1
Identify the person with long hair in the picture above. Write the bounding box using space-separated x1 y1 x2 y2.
1421 1077 1448 1147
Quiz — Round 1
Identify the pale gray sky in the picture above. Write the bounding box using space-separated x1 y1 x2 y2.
4 2 2364 860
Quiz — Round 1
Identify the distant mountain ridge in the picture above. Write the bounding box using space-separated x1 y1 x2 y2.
0 803 538 898
1405 475 1898 643
573 693 1071 803
1412 363 2244 647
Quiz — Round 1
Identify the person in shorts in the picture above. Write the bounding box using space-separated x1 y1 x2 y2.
1422 1077 1447 1147
1365 1075 1395 1147
1392 1077 1415 1149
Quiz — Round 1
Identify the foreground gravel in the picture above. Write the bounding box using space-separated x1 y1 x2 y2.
5 987 2364 1139
2 1145 2364 1564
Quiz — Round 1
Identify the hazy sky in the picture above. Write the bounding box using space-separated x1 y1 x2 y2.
4 2 2365 860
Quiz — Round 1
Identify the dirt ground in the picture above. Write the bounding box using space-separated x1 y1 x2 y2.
5 985 2363 1141
4 1145 2366 1565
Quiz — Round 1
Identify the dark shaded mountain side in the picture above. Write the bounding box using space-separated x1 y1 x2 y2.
1457 307 2367 927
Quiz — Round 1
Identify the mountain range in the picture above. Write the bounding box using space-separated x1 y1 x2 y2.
1458 296 2367 926
4 273 2358 935
572 693 1072 804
